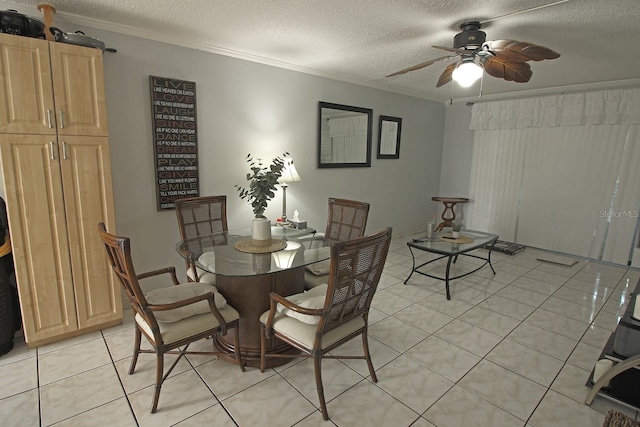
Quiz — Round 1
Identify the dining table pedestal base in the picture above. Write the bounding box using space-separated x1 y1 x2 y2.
214 266 305 368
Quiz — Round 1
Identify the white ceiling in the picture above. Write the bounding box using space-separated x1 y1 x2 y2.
5 0 640 103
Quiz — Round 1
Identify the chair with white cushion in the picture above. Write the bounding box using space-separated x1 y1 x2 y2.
98 223 244 413
304 197 370 289
260 227 392 420
175 195 228 284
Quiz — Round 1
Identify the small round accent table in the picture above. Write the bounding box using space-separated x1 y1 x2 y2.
432 197 469 231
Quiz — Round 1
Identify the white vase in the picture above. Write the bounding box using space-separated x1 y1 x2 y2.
251 217 272 247
451 231 460 239
252 253 272 273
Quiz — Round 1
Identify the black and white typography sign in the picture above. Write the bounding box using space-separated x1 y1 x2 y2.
150 76 199 210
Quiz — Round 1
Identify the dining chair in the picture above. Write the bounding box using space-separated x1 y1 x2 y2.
259 227 392 420
174 195 228 284
305 197 370 289
98 223 244 413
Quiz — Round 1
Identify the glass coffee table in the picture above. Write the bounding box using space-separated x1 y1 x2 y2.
404 229 499 300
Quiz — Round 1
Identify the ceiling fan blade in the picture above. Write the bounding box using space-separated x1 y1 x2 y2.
485 39 560 62
386 55 457 77
484 57 532 82
436 62 457 87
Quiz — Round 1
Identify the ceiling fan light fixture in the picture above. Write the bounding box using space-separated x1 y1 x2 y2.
452 60 483 87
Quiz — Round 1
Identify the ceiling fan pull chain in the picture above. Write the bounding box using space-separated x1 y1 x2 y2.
449 76 456 105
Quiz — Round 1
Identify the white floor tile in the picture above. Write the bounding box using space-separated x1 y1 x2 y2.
375 355 453 413
0 357 37 399
458 360 547 420
0 389 40 427
486 339 564 386
223 374 317 426
424 385 524 427
326 380 420 427
528 390 605 427
40 365 124 426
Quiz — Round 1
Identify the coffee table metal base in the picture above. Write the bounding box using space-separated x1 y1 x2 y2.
404 240 497 300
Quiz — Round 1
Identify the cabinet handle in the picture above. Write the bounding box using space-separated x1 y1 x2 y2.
46 110 53 129
49 141 56 160
59 110 64 129
62 141 68 160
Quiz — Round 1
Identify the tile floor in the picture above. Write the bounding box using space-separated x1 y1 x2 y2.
1 234 640 426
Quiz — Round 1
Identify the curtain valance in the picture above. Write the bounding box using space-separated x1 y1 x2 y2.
470 87 640 130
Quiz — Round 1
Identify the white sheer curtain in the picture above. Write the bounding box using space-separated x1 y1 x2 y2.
517 126 627 259
602 126 640 263
467 130 525 242
467 88 640 265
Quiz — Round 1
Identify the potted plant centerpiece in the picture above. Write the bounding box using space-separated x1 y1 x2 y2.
451 223 461 239
236 152 288 247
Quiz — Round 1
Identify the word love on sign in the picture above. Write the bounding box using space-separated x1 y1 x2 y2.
149 76 199 210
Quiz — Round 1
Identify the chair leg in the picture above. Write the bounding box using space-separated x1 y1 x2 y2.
313 355 329 420
362 332 377 383
233 325 245 372
151 352 164 413
129 326 142 374
259 324 266 373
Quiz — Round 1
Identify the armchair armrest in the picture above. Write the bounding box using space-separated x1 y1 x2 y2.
272 293 324 316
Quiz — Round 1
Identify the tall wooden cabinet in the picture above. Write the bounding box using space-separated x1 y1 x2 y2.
0 33 121 347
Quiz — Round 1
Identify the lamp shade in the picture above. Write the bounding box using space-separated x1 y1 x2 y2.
272 241 301 268
278 158 302 184
452 61 483 87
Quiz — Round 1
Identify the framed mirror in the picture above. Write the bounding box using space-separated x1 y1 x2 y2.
318 101 372 168
377 115 402 159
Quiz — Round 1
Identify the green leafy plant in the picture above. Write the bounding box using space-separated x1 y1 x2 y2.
452 223 462 232
235 152 288 218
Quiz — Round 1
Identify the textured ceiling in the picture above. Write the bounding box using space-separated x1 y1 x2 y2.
4 0 640 103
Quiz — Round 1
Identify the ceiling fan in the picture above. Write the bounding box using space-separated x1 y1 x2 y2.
386 21 560 88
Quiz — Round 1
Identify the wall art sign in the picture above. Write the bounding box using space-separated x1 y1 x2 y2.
150 76 199 210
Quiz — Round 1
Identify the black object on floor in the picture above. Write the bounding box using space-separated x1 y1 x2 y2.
483 240 525 255
0 260 15 356
0 196 17 356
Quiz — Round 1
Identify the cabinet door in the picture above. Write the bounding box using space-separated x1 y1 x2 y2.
59 136 121 328
0 134 78 343
0 34 56 135
49 43 109 137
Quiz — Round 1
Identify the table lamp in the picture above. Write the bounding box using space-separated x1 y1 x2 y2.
277 157 302 224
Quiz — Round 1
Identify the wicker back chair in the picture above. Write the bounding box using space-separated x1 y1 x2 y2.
174 196 228 282
305 198 370 289
98 223 244 413
324 197 370 241
260 227 392 420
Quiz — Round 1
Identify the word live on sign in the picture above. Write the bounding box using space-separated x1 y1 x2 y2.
150 76 199 210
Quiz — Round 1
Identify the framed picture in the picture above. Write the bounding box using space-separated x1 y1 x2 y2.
318 101 373 168
377 115 402 159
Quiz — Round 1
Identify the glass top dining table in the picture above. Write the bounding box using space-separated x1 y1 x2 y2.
175 226 331 277
175 225 331 368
